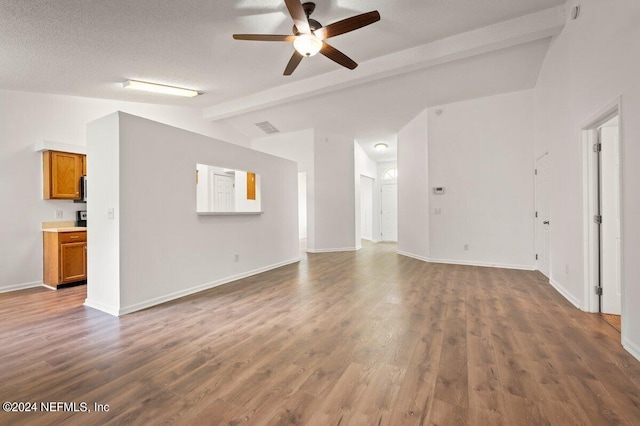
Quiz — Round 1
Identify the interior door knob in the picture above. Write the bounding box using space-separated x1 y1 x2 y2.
543 221 550 225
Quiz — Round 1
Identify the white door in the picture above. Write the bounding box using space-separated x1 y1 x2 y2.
600 122 621 315
360 176 374 241
212 174 234 212
535 154 550 277
381 184 397 242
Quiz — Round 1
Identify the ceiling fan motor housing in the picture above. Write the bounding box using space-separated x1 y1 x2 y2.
293 3 322 35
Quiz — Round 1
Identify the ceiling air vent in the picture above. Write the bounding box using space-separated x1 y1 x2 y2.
255 121 280 134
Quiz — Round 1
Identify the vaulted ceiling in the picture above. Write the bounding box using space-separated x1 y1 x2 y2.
0 0 566 159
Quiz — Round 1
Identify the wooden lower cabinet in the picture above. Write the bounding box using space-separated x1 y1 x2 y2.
43 231 87 288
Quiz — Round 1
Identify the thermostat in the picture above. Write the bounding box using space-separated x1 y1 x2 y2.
433 187 445 195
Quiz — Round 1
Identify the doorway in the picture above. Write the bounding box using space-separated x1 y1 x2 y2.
583 106 622 329
535 153 550 277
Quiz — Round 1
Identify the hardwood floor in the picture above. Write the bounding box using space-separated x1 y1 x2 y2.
1 243 640 425
601 313 622 333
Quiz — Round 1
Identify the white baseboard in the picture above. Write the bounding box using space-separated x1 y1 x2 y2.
397 250 430 262
306 247 357 253
83 299 120 316
549 278 582 309
112 257 301 316
396 251 535 271
0 280 43 293
622 336 640 362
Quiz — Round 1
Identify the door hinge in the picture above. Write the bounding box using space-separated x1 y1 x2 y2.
595 286 603 296
535 254 538 260
594 215 602 224
593 143 602 152
535 211 538 218
534 169 537 175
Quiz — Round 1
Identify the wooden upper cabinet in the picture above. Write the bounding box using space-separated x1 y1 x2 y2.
43 150 85 200
247 172 256 200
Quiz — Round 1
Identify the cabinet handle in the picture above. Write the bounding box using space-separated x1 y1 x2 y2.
70 236 79 239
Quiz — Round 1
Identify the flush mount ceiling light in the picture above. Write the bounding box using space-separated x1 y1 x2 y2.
122 80 200 97
374 142 388 152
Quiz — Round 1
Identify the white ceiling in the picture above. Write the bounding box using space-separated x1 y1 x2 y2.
0 0 567 160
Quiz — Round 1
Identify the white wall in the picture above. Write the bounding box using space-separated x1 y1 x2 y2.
0 89 248 292
427 91 535 269
397 110 430 260
86 112 298 315
252 129 315 246
354 142 378 248
534 0 640 360
196 163 209 212
313 131 356 251
298 172 307 238
84 113 120 312
252 128 357 252
360 176 374 241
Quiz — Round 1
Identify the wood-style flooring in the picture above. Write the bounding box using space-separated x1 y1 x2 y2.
601 313 622 333
1 242 640 425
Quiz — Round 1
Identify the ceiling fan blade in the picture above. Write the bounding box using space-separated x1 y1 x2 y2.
284 0 311 34
284 51 304 75
320 43 358 70
233 34 296 42
314 11 380 40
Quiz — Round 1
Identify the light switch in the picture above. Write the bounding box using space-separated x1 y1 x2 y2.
107 208 114 220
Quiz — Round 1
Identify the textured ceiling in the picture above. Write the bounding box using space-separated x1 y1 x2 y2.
0 0 566 158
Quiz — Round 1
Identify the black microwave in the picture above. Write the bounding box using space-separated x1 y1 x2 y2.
75 176 87 203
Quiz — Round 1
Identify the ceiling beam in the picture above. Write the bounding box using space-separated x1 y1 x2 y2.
203 6 565 122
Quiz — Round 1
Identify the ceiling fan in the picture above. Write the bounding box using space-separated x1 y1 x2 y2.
233 0 380 76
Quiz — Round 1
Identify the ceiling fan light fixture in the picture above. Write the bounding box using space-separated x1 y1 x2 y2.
122 80 200 97
293 34 323 57
374 142 388 152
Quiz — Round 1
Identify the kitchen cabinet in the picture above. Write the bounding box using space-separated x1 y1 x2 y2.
43 230 87 288
43 150 86 200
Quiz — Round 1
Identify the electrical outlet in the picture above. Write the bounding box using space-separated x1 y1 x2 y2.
464 244 469 251
234 254 239 262
434 208 442 215
55 210 63 219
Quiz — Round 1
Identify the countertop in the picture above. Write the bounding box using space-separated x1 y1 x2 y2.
42 227 87 233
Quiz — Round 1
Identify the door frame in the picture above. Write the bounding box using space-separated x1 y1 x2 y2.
581 97 624 315
534 151 550 277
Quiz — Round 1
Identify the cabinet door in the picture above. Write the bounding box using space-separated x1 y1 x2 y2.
46 151 83 199
60 242 87 283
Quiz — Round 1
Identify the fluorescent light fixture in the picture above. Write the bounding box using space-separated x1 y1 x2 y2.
374 142 388 152
123 80 200 97
294 34 323 57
